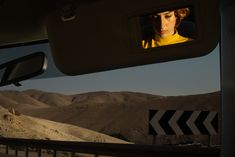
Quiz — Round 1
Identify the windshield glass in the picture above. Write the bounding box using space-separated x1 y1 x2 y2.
0 43 220 148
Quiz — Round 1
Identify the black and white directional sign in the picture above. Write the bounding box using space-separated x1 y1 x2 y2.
149 110 218 135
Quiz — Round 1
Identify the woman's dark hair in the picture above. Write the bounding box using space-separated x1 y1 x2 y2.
148 8 190 28
174 8 190 27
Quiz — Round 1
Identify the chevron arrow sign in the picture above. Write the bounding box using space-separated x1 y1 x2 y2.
149 110 218 135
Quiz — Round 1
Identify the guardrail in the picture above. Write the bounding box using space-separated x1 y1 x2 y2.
0 137 220 157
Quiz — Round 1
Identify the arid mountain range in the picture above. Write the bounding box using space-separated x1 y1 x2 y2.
0 90 220 145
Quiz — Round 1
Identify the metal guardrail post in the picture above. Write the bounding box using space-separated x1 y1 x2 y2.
6 145 8 154
25 147 28 157
38 148 41 157
53 150 57 157
71 152 75 157
15 147 18 156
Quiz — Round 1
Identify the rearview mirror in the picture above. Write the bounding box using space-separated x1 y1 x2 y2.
0 52 47 87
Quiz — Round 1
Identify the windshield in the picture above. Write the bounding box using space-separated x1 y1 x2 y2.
0 43 220 155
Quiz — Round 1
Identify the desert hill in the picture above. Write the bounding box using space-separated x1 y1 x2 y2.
0 90 220 145
0 106 129 144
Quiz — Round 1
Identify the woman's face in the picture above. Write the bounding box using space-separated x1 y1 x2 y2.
152 11 177 38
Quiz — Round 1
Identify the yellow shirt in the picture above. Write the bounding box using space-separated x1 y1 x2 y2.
142 32 190 49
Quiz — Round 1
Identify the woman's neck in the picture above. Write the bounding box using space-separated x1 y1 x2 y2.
155 31 177 42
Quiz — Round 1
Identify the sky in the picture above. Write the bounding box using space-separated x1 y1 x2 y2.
0 42 220 96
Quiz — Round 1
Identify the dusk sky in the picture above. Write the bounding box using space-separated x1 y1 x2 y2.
0 43 220 96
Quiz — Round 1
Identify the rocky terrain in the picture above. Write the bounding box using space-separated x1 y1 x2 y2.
0 105 129 144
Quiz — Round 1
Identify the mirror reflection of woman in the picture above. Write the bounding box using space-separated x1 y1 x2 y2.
142 8 191 49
